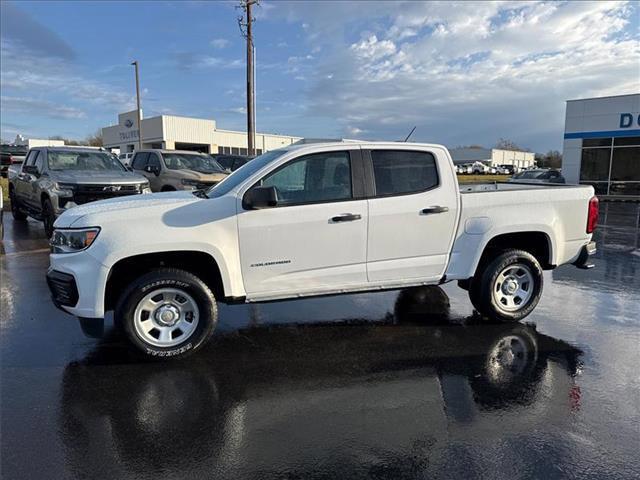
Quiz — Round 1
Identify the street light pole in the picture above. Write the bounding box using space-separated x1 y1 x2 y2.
131 60 143 150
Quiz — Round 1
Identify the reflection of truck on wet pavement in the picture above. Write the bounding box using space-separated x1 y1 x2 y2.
46 141 598 358
59 288 584 478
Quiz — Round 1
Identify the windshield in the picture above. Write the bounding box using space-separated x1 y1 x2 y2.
48 151 126 171
163 153 224 173
207 149 289 198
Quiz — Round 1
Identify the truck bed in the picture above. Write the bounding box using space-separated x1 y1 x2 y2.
460 181 586 194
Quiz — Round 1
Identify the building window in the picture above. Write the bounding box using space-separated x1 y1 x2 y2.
610 147 640 181
231 147 240 155
239 148 248 156
580 149 610 181
256 149 263 155
580 136 639 196
582 137 612 147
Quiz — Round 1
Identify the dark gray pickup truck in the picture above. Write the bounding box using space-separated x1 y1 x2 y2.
8 146 151 237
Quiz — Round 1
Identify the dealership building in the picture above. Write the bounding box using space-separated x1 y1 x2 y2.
562 93 639 198
102 110 301 156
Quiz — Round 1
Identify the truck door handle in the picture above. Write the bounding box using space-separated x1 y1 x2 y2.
421 206 449 215
331 213 362 222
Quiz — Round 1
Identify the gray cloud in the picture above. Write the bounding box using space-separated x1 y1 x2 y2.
0 1 75 59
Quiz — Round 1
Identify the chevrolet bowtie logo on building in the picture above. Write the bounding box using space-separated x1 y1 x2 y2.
124 119 134 128
102 185 121 192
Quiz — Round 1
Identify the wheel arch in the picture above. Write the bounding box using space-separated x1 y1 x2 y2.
104 250 229 313
474 231 554 277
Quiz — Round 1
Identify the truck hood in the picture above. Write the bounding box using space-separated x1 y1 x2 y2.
52 170 147 184
54 191 201 228
178 170 228 182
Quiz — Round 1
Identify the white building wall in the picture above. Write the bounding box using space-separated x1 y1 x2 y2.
103 112 300 154
17 138 65 148
449 147 534 168
163 116 216 145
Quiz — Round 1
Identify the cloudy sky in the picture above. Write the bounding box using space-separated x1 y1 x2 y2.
1 0 638 151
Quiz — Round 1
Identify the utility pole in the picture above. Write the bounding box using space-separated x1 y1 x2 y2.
131 60 143 150
239 1 257 156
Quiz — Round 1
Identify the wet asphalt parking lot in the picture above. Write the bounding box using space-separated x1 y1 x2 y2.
1 203 639 480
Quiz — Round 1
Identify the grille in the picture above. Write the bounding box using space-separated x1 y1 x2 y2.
46 270 79 307
73 184 141 205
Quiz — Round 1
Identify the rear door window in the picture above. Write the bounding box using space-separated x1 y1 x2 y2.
370 150 438 196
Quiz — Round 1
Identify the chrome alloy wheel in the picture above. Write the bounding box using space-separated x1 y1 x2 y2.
492 263 534 312
133 288 200 348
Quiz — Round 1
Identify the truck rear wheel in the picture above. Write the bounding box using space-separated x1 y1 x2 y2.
115 268 218 359
470 249 543 322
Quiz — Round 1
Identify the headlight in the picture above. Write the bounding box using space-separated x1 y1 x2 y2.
181 179 201 187
141 182 152 194
54 182 75 197
50 228 100 254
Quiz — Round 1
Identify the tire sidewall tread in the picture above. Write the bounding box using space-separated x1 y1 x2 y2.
115 268 218 360
476 249 543 322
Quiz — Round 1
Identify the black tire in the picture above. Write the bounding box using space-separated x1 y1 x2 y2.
9 189 27 221
161 185 176 191
115 268 217 359
471 249 543 322
42 198 56 238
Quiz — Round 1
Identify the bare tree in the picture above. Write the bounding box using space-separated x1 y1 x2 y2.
495 138 530 152
535 150 562 168
85 129 103 147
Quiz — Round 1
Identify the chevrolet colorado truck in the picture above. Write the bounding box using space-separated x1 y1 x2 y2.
46 141 598 358
8 146 151 237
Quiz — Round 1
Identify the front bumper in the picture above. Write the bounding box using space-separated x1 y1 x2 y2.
572 241 596 270
47 251 109 318
46 270 79 309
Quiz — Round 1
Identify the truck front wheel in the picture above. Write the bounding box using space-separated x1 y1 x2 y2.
115 268 218 359
470 249 543 322
9 189 27 221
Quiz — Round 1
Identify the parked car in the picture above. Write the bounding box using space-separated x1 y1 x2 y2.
457 164 473 174
213 154 251 172
471 161 490 174
497 164 515 175
130 150 228 192
47 141 597 359
0 145 27 177
118 152 134 167
7 146 150 237
509 169 565 184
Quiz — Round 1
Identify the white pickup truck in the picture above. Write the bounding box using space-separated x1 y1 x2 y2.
46 141 598 358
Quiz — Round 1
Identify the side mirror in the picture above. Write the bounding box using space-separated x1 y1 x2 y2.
243 186 278 209
144 165 160 175
23 165 39 176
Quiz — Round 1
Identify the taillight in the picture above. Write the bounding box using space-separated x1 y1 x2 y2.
586 196 599 233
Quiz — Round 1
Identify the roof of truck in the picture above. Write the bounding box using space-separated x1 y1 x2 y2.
284 140 447 151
